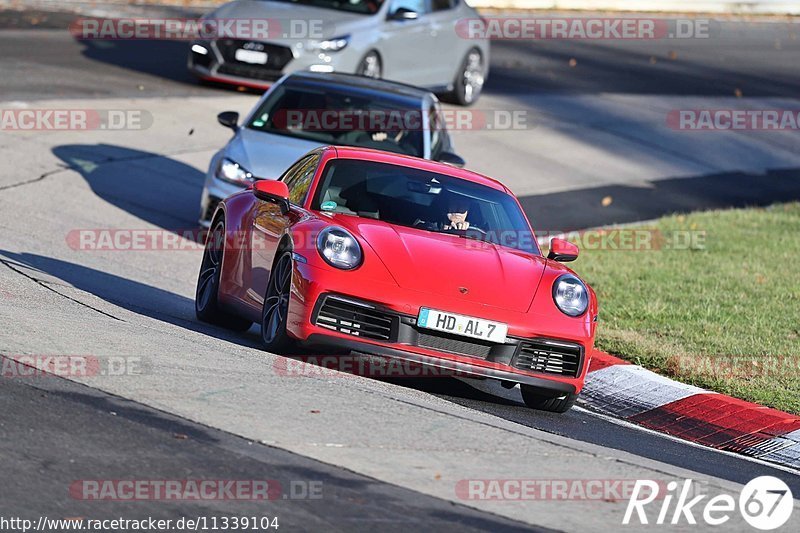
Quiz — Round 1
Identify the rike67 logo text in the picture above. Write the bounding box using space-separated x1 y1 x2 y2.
624 476 793 529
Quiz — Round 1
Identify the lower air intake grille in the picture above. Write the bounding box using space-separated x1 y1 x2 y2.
514 340 582 377
217 63 284 82
416 332 492 359
315 297 394 341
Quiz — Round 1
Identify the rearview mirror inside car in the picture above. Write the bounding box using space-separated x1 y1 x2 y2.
547 238 579 262
217 111 239 130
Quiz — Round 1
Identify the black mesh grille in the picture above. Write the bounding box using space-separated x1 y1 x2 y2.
416 331 493 359
191 49 213 69
514 340 582 377
216 39 293 71
217 63 284 82
315 297 394 341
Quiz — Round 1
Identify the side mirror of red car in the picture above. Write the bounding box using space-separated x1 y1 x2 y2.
547 238 579 262
253 180 290 214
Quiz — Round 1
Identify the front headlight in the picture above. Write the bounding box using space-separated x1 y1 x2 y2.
312 35 350 52
317 227 362 270
552 275 589 317
216 158 254 187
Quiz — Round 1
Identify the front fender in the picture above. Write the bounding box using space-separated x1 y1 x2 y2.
289 218 398 286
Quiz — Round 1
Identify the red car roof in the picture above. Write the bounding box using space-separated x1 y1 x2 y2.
326 146 513 195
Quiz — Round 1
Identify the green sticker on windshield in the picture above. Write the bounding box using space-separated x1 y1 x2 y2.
321 201 337 211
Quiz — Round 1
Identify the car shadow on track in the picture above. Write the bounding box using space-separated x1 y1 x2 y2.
0 250 262 348
52 143 206 231
518 167 800 232
77 39 199 86
74 38 263 95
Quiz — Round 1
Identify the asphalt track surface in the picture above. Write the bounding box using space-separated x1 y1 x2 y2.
0 367 537 532
1 6 800 531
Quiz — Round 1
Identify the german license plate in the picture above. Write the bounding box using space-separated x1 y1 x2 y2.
417 308 507 344
235 49 268 64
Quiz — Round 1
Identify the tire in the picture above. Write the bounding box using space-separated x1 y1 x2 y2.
520 385 578 413
195 218 253 331
356 51 382 79
446 49 485 106
260 251 297 353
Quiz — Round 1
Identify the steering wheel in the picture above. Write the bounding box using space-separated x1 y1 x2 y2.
444 226 487 237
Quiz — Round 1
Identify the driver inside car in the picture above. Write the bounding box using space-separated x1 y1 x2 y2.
414 193 477 232
442 197 471 231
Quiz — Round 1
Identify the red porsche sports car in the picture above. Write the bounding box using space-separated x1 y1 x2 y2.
195 146 598 412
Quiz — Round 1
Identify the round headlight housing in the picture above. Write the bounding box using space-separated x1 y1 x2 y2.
317 227 362 270
552 274 589 317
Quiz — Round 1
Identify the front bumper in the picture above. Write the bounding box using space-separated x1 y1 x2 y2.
188 39 356 88
287 262 593 395
302 333 578 395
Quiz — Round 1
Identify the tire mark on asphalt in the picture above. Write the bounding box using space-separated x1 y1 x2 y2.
0 146 216 193
0 258 123 321
0 166 71 192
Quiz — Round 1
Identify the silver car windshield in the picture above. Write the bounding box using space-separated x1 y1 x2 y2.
263 0 384 15
311 159 539 255
247 85 426 158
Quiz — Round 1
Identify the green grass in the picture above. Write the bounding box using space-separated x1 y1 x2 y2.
564 203 800 414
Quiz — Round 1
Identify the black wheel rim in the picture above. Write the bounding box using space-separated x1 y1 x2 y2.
262 254 292 344
196 221 224 312
358 53 381 78
461 50 484 104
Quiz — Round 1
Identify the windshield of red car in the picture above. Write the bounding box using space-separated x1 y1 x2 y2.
247 85 425 158
311 159 539 255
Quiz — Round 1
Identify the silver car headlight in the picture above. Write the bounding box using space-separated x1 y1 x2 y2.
552 275 589 317
317 227 362 270
312 35 350 52
216 158 254 186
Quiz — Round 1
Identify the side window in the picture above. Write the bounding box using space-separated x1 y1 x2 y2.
431 0 454 11
281 154 319 206
389 0 428 16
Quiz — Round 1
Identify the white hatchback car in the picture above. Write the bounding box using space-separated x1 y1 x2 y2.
189 0 489 105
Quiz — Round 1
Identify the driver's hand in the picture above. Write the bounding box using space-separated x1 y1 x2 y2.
445 221 470 230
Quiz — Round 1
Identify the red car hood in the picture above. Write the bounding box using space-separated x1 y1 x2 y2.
332 216 546 313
